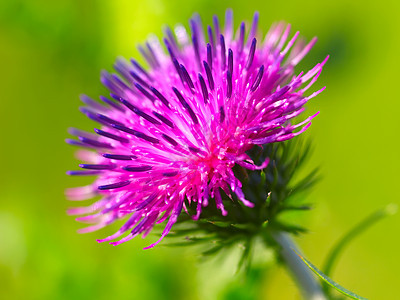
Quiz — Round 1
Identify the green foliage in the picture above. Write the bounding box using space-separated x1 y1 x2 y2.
323 204 397 277
289 205 397 300
321 204 397 297
296 252 368 300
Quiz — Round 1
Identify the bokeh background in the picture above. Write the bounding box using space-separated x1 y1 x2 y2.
1 0 399 299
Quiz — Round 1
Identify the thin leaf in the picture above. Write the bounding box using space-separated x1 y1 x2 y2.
281 205 312 211
273 222 308 235
164 236 216 247
292 167 319 193
296 251 368 300
202 244 224 256
205 220 235 228
237 239 252 273
323 204 397 277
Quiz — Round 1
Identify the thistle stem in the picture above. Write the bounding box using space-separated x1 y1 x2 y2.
271 231 327 300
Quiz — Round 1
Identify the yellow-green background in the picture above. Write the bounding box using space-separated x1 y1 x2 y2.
1 0 399 299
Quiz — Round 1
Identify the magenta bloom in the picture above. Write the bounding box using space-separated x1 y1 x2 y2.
66 10 327 248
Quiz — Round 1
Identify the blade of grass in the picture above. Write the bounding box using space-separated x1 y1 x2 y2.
323 204 397 277
296 251 368 300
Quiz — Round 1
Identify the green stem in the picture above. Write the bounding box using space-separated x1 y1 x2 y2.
323 204 397 277
271 231 327 300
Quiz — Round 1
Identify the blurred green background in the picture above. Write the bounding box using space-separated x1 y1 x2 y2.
1 0 399 299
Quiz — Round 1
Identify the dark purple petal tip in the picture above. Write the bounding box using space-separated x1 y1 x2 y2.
98 180 131 190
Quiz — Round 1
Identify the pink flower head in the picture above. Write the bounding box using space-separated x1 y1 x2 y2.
66 10 328 249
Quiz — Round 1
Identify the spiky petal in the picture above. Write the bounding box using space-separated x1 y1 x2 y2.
66 10 328 248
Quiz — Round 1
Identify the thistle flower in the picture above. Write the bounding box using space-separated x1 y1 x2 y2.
66 10 327 249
